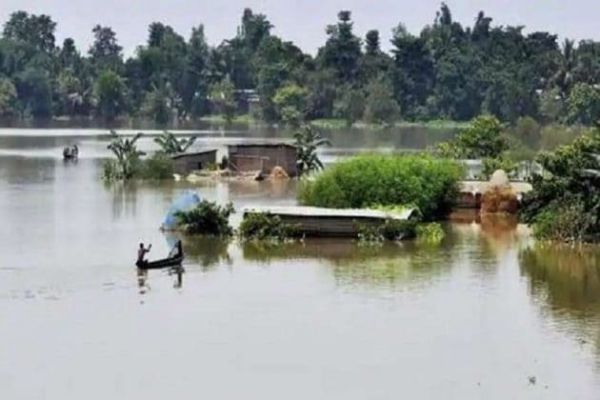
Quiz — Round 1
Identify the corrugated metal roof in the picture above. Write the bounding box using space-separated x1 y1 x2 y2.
242 206 417 220
171 150 218 159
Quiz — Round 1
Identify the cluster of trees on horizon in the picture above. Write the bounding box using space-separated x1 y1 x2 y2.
1 4 600 126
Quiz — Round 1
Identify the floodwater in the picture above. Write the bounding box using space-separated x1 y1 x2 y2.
1 128 600 399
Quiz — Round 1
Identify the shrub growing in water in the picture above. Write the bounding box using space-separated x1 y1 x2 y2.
137 153 175 180
175 200 234 236
416 223 445 243
357 219 417 244
238 213 300 241
298 154 463 220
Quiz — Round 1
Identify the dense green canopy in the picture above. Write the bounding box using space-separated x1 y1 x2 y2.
1 5 600 125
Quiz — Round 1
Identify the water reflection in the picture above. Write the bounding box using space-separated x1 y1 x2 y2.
520 244 600 315
520 244 600 354
182 236 232 270
137 266 185 294
109 182 139 219
242 239 455 288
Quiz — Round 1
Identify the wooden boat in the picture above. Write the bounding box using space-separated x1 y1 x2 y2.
63 146 79 160
136 254 184 270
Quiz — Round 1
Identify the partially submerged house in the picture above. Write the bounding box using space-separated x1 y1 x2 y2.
171 150 218 174
227 142 298 177
242 206 419 238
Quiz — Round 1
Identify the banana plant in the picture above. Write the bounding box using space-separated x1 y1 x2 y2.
294 124 331 176
154 131 197 155
106 130 144 180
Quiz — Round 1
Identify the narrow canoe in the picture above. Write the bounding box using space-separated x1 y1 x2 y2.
136 254 184 270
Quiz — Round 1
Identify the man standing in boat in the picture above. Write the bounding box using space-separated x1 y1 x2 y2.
136 243 152 267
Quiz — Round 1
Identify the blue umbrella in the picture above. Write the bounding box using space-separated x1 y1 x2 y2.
162 191 201 230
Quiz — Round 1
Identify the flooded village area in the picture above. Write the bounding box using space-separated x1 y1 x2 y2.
1 125 600 399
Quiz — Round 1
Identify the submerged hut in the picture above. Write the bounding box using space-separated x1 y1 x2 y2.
242 206 418 238
227 143 298 177
171 150 218 175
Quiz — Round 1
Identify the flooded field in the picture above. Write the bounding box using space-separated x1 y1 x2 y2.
1 128 600 399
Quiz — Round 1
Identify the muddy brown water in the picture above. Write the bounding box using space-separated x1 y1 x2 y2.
1 128 599 399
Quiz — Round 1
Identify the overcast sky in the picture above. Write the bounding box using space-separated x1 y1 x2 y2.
1 0 598 56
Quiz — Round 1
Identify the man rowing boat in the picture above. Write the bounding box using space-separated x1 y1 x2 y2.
136 243 152 267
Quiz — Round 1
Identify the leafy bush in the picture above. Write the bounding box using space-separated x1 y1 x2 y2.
416 223 445 243
238 213 300 241
522 130 600 242
298 154 463 220
437 115 509 159
356 219 417 244
137 153 175 180
175 201 234 236
532 203 591 243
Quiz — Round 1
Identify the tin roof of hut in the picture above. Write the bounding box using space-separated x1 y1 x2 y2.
227 140 296 148
242 206 417 221
170 149 218 160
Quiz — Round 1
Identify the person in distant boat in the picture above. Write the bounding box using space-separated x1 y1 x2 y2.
72 144 79 157
137 243 152 267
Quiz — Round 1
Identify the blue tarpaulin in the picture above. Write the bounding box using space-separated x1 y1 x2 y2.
162 191 201 230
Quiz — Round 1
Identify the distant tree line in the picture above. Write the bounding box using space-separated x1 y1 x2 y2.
1 4 600 126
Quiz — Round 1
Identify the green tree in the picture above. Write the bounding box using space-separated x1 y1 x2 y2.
209 76 236 123
539 88 565 123
318 11 362 83
89 25 123 72
334 87 365 126
566 83 600 125
56 70 87 116
438 115 508 159
273 84 309 126
364 77 400 124
141 85 173 126
391 24 434 119
183 25 210 117
522 130 600 242
0 77 18 117
3 11 56 53
14 67 52 118
94 70 127 120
